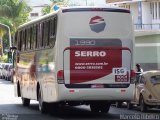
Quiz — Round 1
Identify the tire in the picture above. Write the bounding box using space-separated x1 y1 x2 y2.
49 103 59 114
116 102 122 108
90 104 99 113
140 95 147 112
100 104 110 113
22 98 30 106
38 89 48 113
90 103 110 113
127 102 133 110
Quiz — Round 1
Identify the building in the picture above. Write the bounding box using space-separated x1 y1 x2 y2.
26 0 52 20
106 0 126 3
107 0 160 30
107 0 160 71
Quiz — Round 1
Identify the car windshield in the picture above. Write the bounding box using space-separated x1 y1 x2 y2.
150 75 160 85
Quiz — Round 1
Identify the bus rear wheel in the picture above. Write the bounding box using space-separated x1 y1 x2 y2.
22 98 30 106
38 89 48 113
115 102 122 108
127 102 133 110
90 103 110 113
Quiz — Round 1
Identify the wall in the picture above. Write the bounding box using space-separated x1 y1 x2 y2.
135 34 160 71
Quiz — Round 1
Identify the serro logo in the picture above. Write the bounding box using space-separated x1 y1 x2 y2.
75 51 106 57
89 16 106 33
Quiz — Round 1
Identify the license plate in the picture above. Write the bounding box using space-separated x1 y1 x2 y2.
91 84 104 88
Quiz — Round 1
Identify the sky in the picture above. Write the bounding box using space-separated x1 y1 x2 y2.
26 0 106 6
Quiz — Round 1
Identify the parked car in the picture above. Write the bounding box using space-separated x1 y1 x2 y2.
0 63 13 81
127 70 160 112
0 63 3 79
5 64 13 82
0 63 7 79
3 63 13 81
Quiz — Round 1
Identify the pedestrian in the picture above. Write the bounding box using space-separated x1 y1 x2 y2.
136 64 143 73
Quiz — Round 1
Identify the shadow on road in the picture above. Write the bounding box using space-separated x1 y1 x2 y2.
0 79 13 85
0 103 120 120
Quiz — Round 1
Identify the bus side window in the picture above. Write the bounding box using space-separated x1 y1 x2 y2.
37 23 41 49
19 31 22 51
21 30 24 51
41 22 44 48
28 27 32 50
43 21 49 47
35 24 38 49
24 29 27 50
30 26 36 50
14 32 18 49
26 28 30 50
49 17 56 47
17 32 19 51
21 30 26 51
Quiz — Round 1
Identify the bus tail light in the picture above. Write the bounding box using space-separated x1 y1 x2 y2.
57 70 64 84
130 69 136 84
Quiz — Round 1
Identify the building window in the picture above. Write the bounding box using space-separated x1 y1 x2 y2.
30 13 39 17
155 2 157 19
159 2 160 19
150 2 155 20
119 4 130 10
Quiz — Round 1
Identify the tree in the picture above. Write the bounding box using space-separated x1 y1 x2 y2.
0 0 31 57
0 0 31 34
42 6 51 15
42 0 68 15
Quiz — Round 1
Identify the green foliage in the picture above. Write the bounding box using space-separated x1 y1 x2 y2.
0 54 7 63
0 0 31 58
0 0 31 34
0 17 13 38
42 6 51 15
2 36 9 53
42 0 68 15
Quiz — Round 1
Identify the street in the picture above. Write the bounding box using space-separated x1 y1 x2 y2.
0 79 159 120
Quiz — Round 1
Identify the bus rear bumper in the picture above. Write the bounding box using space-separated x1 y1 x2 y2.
57 84 135 102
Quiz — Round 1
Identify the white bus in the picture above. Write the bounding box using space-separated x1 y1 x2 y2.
13 7 136 113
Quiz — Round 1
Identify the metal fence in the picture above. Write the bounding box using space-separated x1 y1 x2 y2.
134 24 160 30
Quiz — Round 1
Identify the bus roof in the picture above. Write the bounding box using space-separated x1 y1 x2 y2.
61 6 130 13
18 11 58 30
18 6 130 30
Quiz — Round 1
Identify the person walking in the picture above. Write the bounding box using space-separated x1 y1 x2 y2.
136 64 143 73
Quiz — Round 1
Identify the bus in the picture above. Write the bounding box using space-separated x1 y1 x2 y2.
13 7 136 113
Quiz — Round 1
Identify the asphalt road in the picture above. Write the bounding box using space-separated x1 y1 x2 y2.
0 79 159 120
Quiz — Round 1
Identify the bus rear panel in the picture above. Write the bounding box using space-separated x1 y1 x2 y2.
56 8 135 101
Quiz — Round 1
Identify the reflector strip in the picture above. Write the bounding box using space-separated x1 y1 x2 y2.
69 90 75 93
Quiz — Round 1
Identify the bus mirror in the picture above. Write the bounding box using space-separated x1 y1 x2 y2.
10 46 17 51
